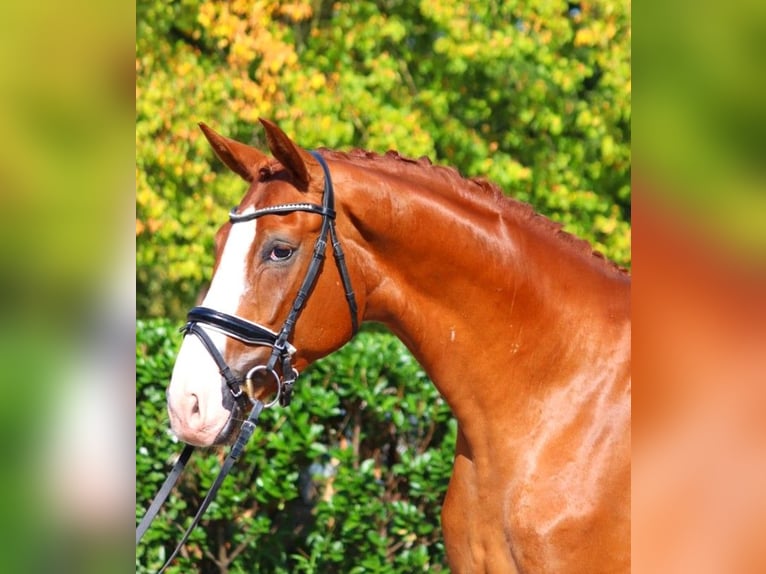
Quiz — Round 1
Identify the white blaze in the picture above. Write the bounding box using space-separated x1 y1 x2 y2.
167 211 256 446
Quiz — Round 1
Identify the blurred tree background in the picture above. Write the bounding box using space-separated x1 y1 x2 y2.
136 1 630 571
137 0 630 319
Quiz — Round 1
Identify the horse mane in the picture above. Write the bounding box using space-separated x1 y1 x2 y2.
318 148 629 276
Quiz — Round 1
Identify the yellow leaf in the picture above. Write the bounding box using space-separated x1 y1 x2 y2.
574 28 595 47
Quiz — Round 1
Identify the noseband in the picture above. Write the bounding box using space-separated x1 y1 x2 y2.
137 152 359 571
181 151 359 408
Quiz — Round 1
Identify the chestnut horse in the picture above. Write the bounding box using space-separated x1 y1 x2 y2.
167 119 630 573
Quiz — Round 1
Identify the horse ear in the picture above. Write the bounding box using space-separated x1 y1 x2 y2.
259 118 320 191
198 122 268 182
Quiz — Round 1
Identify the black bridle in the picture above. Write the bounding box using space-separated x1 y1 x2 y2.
136 151 359 571
184 150 359 408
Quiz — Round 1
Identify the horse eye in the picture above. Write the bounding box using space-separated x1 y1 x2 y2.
269 246 294 262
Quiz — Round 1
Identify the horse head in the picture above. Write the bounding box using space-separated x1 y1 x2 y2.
167 120 362 446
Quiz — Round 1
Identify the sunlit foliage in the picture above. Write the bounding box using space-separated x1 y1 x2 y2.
137 0 630 318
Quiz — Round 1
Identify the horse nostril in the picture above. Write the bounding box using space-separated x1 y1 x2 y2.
190 393 200 416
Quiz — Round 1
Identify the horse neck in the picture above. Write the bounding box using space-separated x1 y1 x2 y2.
337 157 630 427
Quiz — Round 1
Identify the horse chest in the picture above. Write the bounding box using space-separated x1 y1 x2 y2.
442 408 629 573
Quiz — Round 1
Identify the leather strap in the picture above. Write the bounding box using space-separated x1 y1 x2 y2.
181 322 248 403
185 306 296 353
329 221 359 333
228 202 334 222
135 443 195 545
151 400 264 573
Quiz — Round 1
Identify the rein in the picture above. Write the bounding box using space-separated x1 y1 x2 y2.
136 152 358 571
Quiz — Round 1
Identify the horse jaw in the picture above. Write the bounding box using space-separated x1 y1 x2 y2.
166 212 256 446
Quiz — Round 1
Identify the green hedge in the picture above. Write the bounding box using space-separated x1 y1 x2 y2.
136 319 455 573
